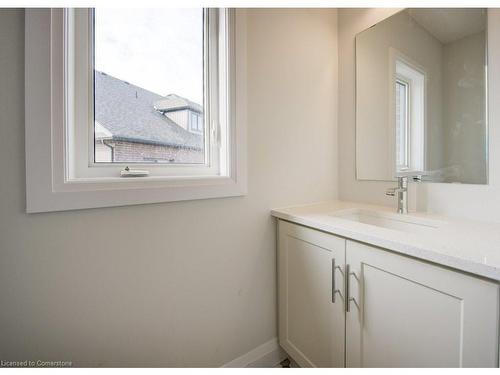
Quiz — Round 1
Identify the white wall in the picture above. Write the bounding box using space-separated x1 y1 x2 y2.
339 8 500 223
338 8 402 208
0 8 338 366
442 31 487 184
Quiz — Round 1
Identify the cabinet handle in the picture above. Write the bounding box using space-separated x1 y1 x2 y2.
331 258 343 303
345 264 350 312
332 259 336 303
345 264 359 312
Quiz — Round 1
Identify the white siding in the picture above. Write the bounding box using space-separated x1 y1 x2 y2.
165 109 189 130
94 141 112 162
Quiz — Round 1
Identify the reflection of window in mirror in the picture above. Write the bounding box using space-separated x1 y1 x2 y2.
394 56 425 174
395 79 409 171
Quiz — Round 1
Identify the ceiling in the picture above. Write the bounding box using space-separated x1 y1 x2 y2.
408 8 486 44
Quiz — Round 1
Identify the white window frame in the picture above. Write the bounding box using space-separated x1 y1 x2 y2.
77 9 216 175
395 78 410 171
389 48 426 178
25 8 247 213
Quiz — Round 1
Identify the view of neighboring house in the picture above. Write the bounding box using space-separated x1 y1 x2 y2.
94 70 204 164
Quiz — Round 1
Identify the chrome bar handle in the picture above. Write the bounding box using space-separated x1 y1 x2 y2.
345 264 350 312
345 265 359 312
332 259 336 303
331 258 343 303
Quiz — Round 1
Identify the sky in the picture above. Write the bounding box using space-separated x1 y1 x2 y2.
94 8 204 105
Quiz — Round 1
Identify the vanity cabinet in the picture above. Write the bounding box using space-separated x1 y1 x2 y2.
278 220 346 367
277 220 500 368
346 240 499 367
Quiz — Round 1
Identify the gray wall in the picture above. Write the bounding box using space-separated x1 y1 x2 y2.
0 9 338 366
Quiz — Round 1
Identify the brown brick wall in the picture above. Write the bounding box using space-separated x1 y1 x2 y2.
110 140 204 164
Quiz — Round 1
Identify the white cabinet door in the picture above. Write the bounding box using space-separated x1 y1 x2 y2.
346 240 499 368
278 220 346 367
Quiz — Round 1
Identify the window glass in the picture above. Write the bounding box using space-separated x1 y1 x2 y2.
395 58 426 173
190 111 202 132
396 80 409 170
93 9 205 164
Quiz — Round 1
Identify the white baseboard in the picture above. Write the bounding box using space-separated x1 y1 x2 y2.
222 337 287 368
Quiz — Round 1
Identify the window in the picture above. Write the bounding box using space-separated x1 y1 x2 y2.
395 79 409 170
93 9 205 165
392 54 426 175
25 9 247 212
71 8 220 177
190 112 203 133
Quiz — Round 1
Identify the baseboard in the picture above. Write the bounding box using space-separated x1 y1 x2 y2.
222 337 287 368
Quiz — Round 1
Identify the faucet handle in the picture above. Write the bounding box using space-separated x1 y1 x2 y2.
386 187 406 196
385 188 396 196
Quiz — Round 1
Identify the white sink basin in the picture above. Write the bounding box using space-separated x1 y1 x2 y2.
329 208 443 234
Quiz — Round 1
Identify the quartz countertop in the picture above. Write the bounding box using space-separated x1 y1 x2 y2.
271 201 500 282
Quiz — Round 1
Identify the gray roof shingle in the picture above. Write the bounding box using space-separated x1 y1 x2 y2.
95 71 203 150
154 94 203 114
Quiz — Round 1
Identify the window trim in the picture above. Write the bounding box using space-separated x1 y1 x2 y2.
25 8 247 213
395 78 410 171
72 8 219 177
388 48 427 178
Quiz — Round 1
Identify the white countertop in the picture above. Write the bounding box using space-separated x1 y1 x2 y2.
271 201 500 282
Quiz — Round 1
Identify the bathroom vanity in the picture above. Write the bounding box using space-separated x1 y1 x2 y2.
272 7 497 368
272 201 500 368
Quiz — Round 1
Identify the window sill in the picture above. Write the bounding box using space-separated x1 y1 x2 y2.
67 174 231 182
58 174 239 191
28 174 246 213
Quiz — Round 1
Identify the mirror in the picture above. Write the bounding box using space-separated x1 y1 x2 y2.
355 9 487 184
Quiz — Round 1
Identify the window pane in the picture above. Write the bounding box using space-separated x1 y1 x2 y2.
396 80 408 170
93 9 205 164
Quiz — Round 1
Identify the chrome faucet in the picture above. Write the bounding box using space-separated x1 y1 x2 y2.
385 175 422 214
386 176 408 214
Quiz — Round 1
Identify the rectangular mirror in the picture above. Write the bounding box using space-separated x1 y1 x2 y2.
355 8 488 184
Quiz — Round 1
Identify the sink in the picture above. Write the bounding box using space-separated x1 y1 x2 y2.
329 208 443 234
